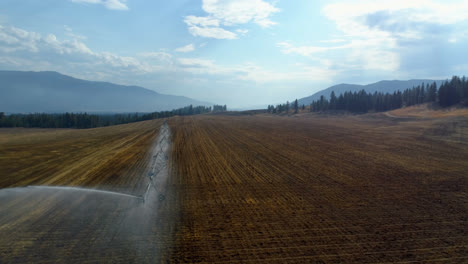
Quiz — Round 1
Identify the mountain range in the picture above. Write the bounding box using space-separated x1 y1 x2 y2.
1 71 450 113
297 79 445 106
0 71 209 113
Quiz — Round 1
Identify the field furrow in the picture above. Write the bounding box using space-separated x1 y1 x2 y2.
168 114 468 263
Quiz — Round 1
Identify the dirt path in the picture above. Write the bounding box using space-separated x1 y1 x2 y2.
0 122 175 263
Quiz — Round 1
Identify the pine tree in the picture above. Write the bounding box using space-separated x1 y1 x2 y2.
330 91 337 110
428 82 437 102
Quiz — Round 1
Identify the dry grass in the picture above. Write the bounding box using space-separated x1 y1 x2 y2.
388 103 468 118
0 119 163 195
168 113 468 263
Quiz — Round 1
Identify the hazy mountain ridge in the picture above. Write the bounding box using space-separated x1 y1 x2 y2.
298 79 445 106
0 71 210 113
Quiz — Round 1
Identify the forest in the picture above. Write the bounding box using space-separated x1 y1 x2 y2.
269 76 468 114
0 104 227 129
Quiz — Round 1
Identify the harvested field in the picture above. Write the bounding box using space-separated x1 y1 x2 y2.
168 114 468 263
0 122 178 263
1 112 468 263
0 119 163 195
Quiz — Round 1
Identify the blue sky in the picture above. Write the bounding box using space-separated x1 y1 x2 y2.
1 0 468 108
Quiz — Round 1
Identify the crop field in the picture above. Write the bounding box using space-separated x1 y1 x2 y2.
1 112 468 263
0 119 163 194
0 120 179 263
168 113 468 263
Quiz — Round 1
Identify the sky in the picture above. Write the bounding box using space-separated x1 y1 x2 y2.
1 0 468 108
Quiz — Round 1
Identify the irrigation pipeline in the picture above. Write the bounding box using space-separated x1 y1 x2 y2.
25 185 142 200
14 122 171 204
140 121 170 203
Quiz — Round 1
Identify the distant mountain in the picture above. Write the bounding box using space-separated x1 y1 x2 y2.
0 71 210 113
297 79 445 106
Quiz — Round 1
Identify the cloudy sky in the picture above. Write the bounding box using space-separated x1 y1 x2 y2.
1 0 468 107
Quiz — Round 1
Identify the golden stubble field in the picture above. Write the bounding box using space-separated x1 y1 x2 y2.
0 119 163 194
168 113 468 263
0 119 180 263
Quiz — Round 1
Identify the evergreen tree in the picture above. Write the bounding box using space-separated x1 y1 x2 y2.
330 91 337 110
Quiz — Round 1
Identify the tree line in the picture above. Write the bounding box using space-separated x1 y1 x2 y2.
268 76 467 114
0 104 227 129
267 99 303 114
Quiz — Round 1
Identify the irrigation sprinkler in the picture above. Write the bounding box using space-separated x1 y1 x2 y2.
141 183 152 203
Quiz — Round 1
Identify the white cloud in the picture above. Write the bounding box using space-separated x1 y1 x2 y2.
177 58 225 75
44 34 93 55
0 26 249 81
184 0 278 39
184 15 237 39
0 25 93 55
278 39 399 72
345 41 399 71
178 58 212 66
239 64 337 83
0 25 41 52
138 51 172 61
98 52 140 68
319 39 347 44
307 0 468 74
279 1 468 74
71 0 128 10
184 16 220 27
175 44 195 53
0 25 162 75
202 0 279 28
64 25 87 40
187 25 237 40
323 0 468 40
236 29 249 35
176 57 336 83
277 42 352 57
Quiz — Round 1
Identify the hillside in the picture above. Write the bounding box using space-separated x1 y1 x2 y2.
298 79 444 106
0 71 210 113
386 103 468 118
